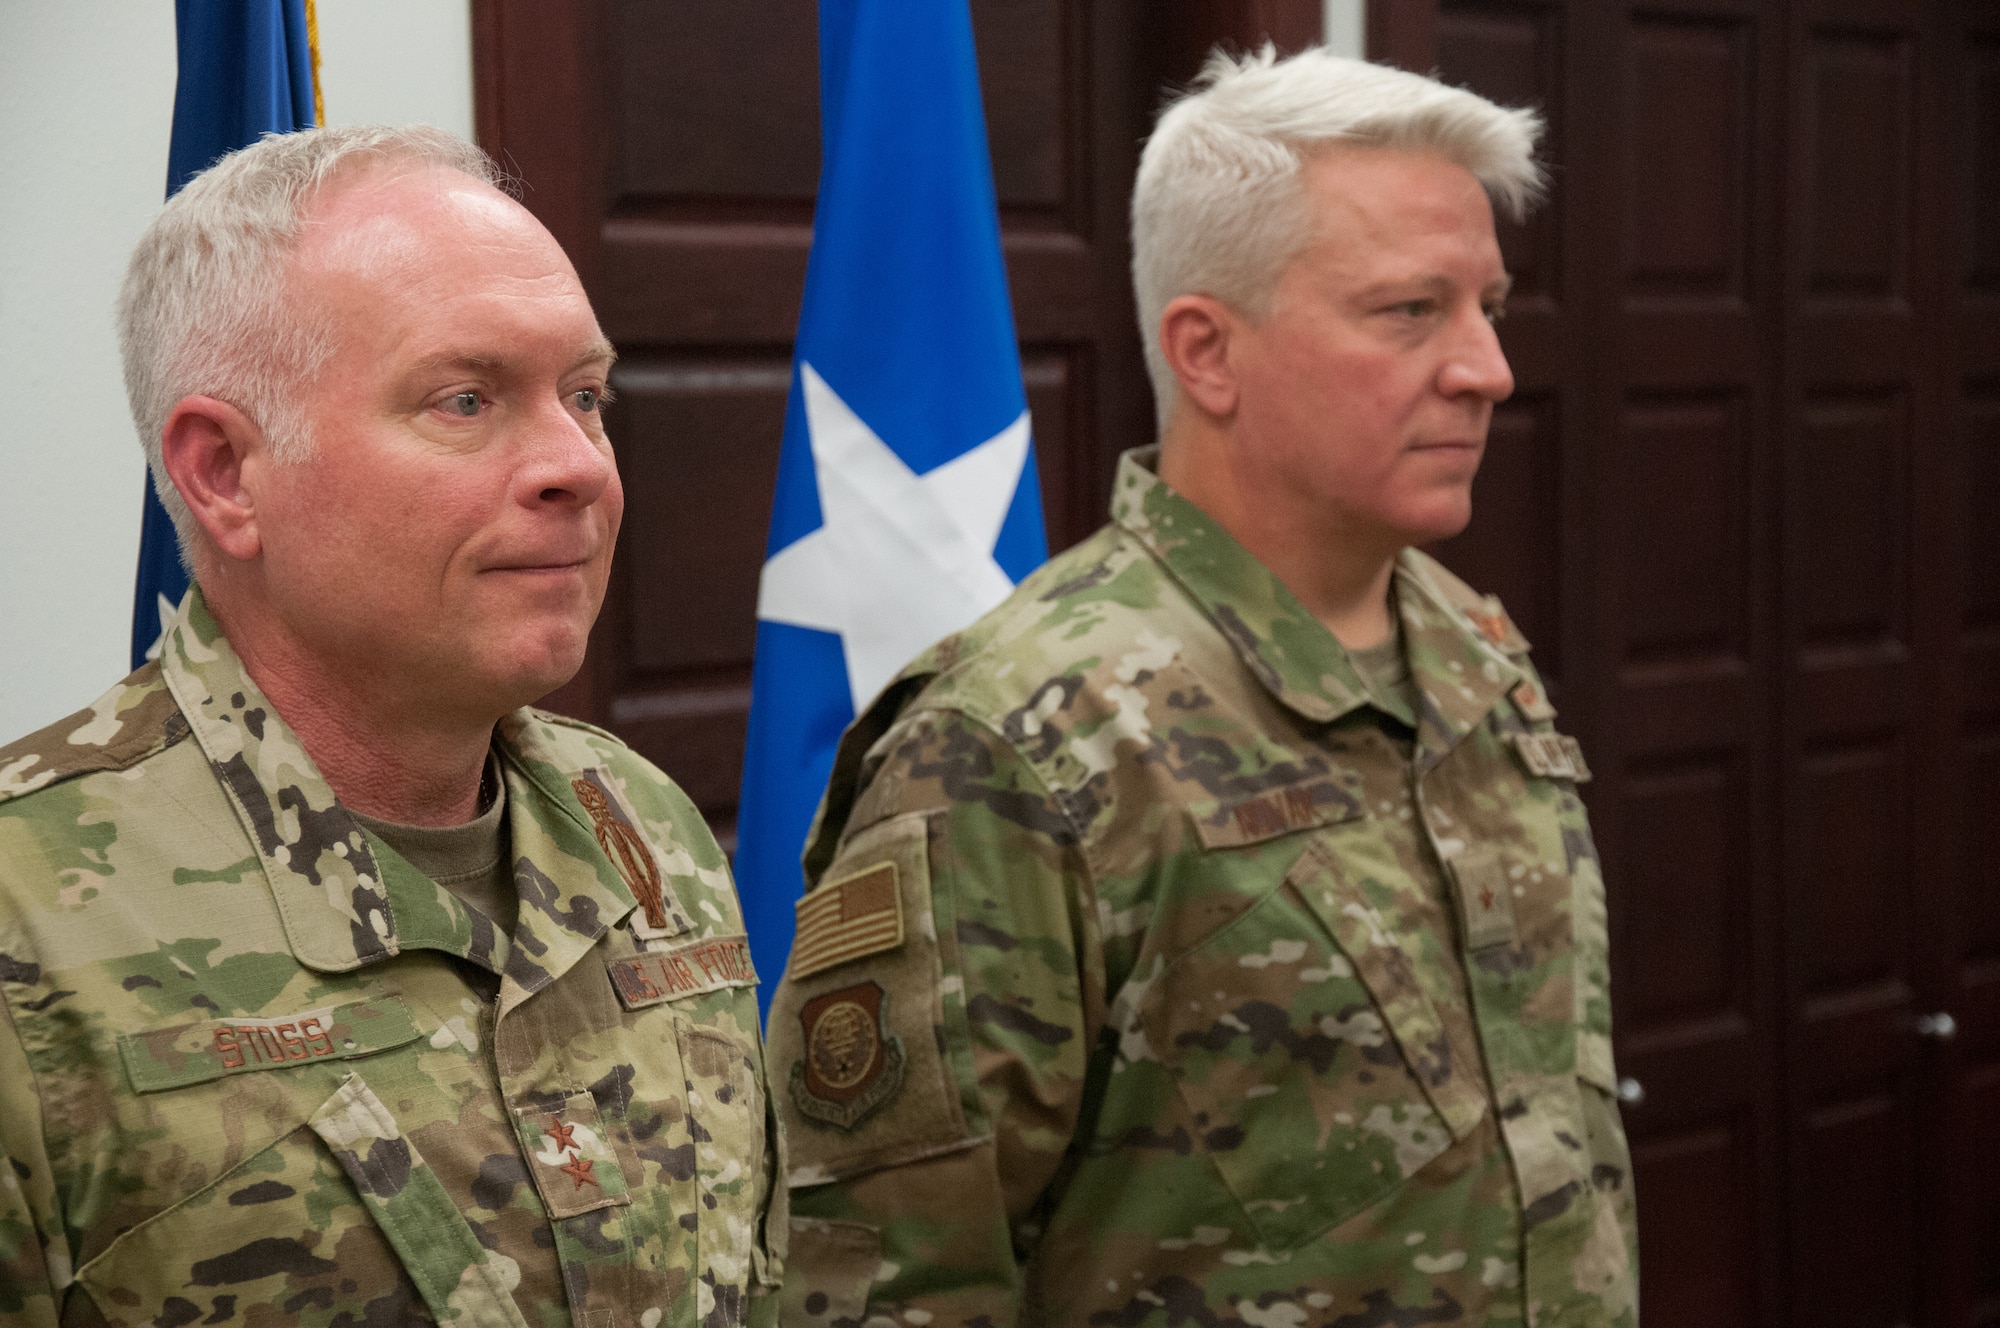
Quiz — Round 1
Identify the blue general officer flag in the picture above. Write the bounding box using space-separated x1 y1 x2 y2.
132 0 319 667
735 0 1048 1014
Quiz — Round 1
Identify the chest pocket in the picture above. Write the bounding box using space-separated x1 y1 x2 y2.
75 1052 524 1328
682 1023 773 1320
564 935 779 1327
1142 830 1488 1251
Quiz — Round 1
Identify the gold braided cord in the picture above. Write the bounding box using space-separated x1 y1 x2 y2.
304 0 325 126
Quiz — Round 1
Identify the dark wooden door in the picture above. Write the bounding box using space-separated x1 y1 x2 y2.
1392 0 1999 1322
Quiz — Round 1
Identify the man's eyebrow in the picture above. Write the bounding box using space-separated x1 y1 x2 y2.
407 338 618 378
1352 273 1516 304
411 351 508 376
573 337 618 371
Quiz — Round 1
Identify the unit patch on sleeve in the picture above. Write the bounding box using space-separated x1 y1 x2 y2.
607 934 758 1010
790 980 906 1132
789 860 904 980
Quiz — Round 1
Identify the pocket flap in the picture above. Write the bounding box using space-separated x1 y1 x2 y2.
1288 840 1487 1142
311 1075 530 1327
118 994 422 1093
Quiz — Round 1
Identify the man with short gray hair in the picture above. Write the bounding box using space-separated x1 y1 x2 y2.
0 126 784 1324
769 48 1636 1326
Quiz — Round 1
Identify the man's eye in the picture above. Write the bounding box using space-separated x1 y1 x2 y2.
574 388 600 413
1390 300 1433 318
445 392 480 417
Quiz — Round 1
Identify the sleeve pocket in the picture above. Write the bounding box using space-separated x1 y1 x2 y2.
778 1217 882 1327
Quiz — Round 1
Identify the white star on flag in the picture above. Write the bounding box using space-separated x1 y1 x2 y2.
757 362 1032 713
144 593 177 662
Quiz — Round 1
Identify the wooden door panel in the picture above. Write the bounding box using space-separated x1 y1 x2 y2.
610 3 821 204
615 359 789 674
1966 1058 2000 1326
1972 38 2000 298
607 0 1076 212
1626 16 1752 301
1797 1087 1922 1328
1630 1117 1760 1328
1619 394 1752 660
1797 746 1910 996
1620 757 1753 1028
1800 394 1910 646
1804 30 1912 299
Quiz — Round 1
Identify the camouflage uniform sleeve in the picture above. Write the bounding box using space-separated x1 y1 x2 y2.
773 710 1104 1328
0 994 62 1326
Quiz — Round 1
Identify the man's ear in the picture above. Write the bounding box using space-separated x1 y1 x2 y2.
159 396 270 563
1157 294 1242 420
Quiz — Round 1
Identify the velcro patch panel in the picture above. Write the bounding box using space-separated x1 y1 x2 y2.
1511 732 1593 783
1188 773 1365 850
1446 848 1518 951
119 995 421 1093
607 933 758 1010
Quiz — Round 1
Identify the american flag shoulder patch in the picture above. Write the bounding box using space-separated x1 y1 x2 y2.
791 860 905 980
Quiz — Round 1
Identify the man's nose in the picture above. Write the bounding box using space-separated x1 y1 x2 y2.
519 396 616 508
1438 307 1516 404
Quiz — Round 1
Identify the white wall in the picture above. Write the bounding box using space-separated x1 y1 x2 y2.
0 3 472 743
314 0 475 142
1324 0 1366 59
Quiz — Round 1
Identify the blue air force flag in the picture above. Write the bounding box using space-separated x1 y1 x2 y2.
133 0 320 668
734 0 1048 1012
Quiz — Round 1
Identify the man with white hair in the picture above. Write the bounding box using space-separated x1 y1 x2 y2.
0 127 784 1324
768 48 1636 1326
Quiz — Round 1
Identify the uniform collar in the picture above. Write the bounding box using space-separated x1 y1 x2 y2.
158 588 643 982
1110 449 1520 763
1390 555 1525 767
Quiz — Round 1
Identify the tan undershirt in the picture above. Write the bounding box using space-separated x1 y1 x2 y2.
1348 613 1421 731
351 758 518 938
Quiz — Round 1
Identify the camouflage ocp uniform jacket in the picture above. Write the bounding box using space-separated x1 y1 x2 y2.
769 450 1636 1327
0 591 785 1327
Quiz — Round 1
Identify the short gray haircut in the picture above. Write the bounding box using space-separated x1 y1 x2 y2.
1131 46 1546 418
118 124 502 562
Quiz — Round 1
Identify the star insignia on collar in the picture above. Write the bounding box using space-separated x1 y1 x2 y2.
544 1118 578 1154
1467 609 1510 647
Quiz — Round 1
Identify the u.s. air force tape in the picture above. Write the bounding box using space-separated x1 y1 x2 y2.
607 934 757 1010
